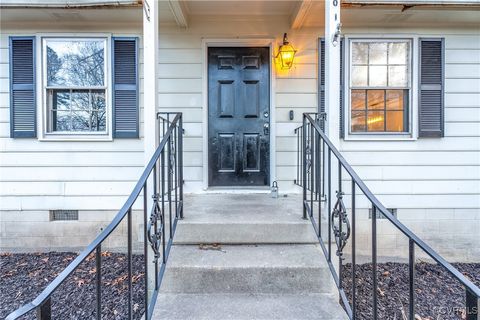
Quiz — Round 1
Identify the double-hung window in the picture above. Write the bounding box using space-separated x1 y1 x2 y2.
44 38 107 134
349 39 411 134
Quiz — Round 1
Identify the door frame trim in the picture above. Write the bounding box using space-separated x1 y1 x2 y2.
202 38 277 190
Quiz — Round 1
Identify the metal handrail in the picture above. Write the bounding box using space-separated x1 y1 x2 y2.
6 112 184 320
297 112 480 319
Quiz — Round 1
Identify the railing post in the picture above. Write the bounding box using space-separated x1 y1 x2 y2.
36 298 51 320
143 184 149 320
351 181 356 319
96 245 102 320
302 114 307 220
372 205 378 320
127 208 133 320
409 239 415 320
178 115 184 219
466 289 479 320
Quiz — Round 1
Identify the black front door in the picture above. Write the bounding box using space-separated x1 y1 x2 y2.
208 47 270 186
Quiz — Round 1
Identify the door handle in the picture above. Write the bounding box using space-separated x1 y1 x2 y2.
263 123 270 135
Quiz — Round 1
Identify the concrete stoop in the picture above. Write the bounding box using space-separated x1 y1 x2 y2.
151 194 348 320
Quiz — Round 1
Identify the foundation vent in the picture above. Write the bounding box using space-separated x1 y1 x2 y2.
50 210 79 221
369 208 397 219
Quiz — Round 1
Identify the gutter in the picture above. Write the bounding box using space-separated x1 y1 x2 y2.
343 0 480 6
0 0 143 8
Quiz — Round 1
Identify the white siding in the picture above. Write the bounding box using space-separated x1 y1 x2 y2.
0 27 145 212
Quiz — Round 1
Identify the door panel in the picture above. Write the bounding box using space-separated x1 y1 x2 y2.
208 47 270 186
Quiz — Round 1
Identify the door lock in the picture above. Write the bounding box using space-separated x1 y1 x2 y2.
263 123 270 135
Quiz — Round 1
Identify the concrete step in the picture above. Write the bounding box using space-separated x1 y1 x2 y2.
175 194 318 244
152 293 349 320
160 244 336 294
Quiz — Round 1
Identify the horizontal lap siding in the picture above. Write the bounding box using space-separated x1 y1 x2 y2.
157 21 318 191
0 31 144 211
340 32 480 212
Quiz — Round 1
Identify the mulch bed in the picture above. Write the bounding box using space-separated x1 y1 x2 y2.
342 262 480 320
1 252 145 320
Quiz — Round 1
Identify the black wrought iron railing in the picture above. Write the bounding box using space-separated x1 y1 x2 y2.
295 112 480 320
6 112 183 320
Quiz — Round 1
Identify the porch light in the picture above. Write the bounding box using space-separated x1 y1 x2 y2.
276 33 296 70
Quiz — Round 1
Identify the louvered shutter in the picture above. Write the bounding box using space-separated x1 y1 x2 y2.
9 37 36 138
339 39 345 138
113 38 139 138
419 38 444 138
318 38 326 131
318 38 344 136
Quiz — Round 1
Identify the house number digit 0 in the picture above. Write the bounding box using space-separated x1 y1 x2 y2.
333 0 338 6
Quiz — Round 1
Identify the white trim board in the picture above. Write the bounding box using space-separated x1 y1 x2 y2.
201 38 277 191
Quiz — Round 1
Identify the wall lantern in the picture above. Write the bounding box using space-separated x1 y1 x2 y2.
276 33 297 70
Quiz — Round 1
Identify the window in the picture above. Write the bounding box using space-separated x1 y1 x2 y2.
349 40 411 133
43 38 107 134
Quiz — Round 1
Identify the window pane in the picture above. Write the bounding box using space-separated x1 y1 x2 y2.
386 90 404 110
72 110 91 131
367 90 385 110
369 43 387 65
352 43 368 65
352 66 368 86
351 111 366 132
52 110 71 131
91 91 106 131
367 111 385 131
351 90 366 110
71 91 90 111
51 90 70 111
389 42 408 65
388 66 408 87
386 111 404 132
46 39 105 87
369 66 387 86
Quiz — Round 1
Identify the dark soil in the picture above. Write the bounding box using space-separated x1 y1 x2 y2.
1 252 145 320
343 262 480 320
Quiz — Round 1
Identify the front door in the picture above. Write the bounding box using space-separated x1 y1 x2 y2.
208 47 270 186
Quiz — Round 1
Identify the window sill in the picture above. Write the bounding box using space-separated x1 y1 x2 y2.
39 133 113 142
343 133 417 141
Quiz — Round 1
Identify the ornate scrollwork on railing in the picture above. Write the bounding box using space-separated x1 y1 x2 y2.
331 191 351 260
169 140 176 174
147 193 164 263
305 139 312 174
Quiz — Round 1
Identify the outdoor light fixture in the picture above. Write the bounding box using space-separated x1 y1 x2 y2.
276 33 296 70
332 23 342 47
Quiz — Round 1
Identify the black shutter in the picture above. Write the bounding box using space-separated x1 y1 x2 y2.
339 38 345 138
113 38 139 138
318 38 326 131
318 38 344 136
10 37 36 138
419 38 444 138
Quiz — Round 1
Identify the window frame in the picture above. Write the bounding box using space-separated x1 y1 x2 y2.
344 37 416 140
38 35 112 141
